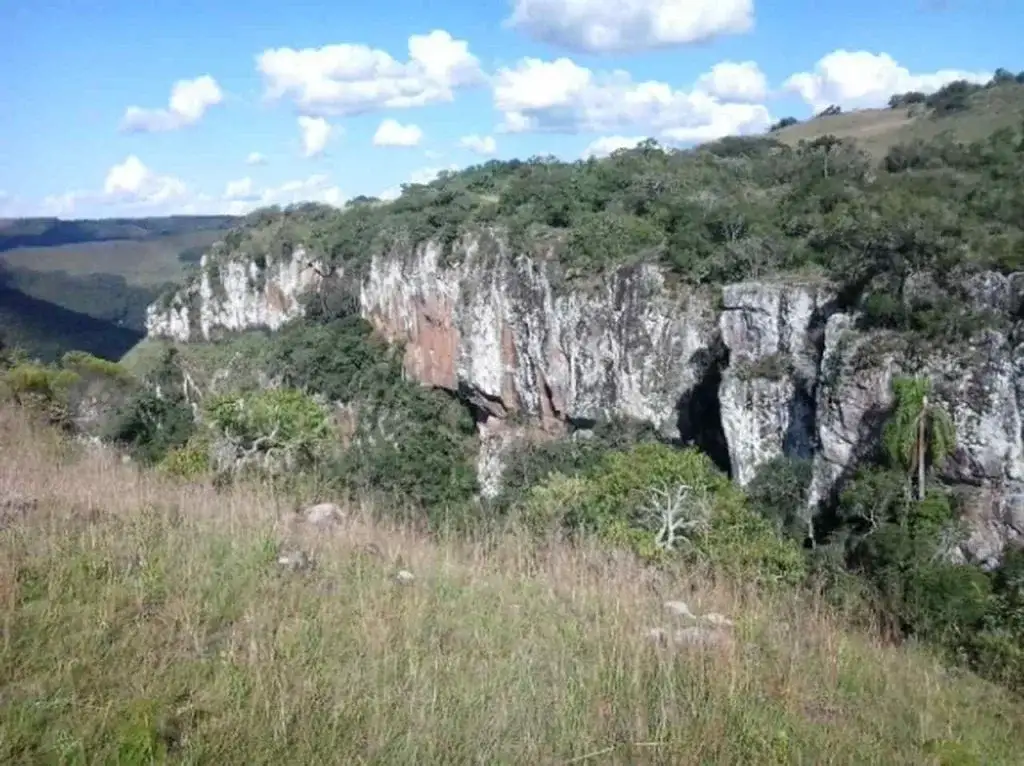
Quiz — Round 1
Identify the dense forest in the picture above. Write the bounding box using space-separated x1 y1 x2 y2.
5 73 1024 697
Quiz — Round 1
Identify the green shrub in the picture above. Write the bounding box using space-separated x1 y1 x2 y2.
205 388 332 477
518 443 807 584
2 361 79 428
745 456 814 535
159 437 211 479
494 418 661 511
104 390 195 465
321 384 479 516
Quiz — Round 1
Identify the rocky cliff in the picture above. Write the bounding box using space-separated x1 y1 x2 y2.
145 236 1024 564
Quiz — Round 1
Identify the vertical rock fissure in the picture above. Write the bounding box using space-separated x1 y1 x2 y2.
676 340 733 477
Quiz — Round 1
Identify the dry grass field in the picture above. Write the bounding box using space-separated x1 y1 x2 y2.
2 406 1023 764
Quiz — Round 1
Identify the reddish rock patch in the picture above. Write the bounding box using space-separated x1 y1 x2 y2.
500 322 522 415
368 295 459 391
266 282 288 314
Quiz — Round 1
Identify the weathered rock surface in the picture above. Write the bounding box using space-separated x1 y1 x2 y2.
145 235 1024 563
145 247 324 342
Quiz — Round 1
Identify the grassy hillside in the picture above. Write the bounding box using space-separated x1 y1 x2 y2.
772 73 1024 157
2 406 1023 764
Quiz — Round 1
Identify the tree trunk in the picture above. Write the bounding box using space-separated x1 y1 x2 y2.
917 396 928 502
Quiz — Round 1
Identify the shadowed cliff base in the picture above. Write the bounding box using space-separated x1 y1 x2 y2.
676 342 732 478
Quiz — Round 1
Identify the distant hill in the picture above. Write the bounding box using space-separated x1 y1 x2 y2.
0 214 237 361
771 72 1024 157
0 214 236 252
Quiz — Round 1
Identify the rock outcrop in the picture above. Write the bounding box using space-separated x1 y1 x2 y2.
145 234 1024 564
146 248 324 342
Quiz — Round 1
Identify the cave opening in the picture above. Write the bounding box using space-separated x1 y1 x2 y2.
674 341 733 478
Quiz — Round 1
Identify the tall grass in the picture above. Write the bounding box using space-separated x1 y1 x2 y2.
2 406 1022 764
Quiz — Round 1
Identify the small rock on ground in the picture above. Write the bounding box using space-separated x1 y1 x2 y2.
702 612 734 628
393 569 415 585
277 550 314 571
647 625 734 651
302 502 346 529
664 600 697 619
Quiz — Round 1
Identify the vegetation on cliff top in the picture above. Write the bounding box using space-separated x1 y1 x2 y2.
182 76 1024 347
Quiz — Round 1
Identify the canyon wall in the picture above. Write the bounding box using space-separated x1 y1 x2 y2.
146 236 1024 565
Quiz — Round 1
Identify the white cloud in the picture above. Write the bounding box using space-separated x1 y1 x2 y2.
121 75 223 132
373 118 424 147
224 177 257 201
582 135 645 158
298 116 334 157
695 60 767 103
458 134 497 155
103 155 187 206
245 152 267 165
506 0 753 53
258 30 484 117
493 57 773 143
378 163 462 201
12 161 347 218
784 50 991 112
179 174 346 215
32 156 189 216
236 175 345 212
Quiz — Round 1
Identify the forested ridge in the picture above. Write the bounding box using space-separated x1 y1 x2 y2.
203 75 1024 349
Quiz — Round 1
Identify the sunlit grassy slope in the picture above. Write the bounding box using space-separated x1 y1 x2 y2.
1 407 1023 764
773 81 1024 158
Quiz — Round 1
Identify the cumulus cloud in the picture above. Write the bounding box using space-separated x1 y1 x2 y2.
245 152 267 165
506 0 753 53
224 177 257 201
695 60 767 103
258 30 484 117
103 155 187 206
581 135 645 158
121 75 223 132
222 174 346 213
33 156 189 216
14 160 347 218
298 116 334 157
458 134 497 155
373 119 424 147
493 57 773 143
784 50 991 112
178 174 346 215
377 164 462 201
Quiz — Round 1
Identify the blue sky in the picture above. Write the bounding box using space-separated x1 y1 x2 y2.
1 0 1020 219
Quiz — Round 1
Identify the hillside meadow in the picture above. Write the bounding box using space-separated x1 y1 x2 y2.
2 406 1023 765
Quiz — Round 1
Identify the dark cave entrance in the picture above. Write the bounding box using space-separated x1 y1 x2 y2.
674 341 733 478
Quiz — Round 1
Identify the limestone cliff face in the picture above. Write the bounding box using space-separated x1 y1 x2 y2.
145 236 1024 563
145 248 324 342
718 282 833 487
360 238 718 435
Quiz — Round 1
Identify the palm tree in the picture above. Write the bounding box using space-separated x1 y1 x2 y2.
883 376 956 501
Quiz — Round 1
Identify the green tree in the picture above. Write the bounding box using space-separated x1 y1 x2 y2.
883 376 956 501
